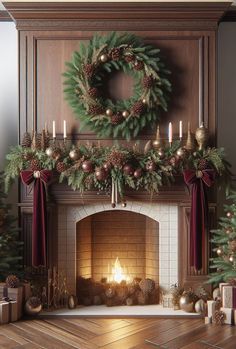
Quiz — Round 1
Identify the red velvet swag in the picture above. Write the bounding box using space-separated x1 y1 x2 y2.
20 170 53 267
183 169 215 270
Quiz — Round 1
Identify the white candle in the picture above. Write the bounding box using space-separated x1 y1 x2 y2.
63 120 67 139
111 179 114 204
52 121 56 139
179 120 183 139
168 122 172 144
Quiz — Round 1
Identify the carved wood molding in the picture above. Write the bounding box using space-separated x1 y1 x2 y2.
3 2 231 30
0 10 11 21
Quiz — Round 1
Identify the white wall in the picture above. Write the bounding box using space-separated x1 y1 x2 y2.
0 22 18 170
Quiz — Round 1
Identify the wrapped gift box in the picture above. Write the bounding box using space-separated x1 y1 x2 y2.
7 286 23 319
0 301 9 324
207 300 216 318
0 283 7 298
219 283 230 296
9 300 18 322
220 307 233 325
222 286 236 308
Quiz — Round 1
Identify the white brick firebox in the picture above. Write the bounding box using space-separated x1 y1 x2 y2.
58 202 178 294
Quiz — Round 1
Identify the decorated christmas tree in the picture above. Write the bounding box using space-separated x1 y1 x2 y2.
209 192 236 284
0 172 22 280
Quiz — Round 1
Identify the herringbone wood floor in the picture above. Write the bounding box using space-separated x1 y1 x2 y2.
0 318 236 349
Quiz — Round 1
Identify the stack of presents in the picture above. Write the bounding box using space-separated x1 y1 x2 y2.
207 283 236 325
0 281 31 324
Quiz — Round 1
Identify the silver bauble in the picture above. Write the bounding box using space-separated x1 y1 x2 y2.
100 54 108 63
179 294 195 313
194 299 206 314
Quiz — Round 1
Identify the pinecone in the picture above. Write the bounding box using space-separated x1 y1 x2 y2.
124 54 135 63
106 149 126 168
110 47 121 61
88 87 99 98
28 296 41 308
30 158 41 171
143 76 153 88
5 275 20 288
213 310 225 325
110 113 124 125
139 278 155 295
198 158 209 170
31 132 41 150
88 104 104 116
132 101 145 116
133 60 144 71
56 161 67 173
21 132 32 148
83 63 95 78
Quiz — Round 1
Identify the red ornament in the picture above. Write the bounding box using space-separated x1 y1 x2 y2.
95 167 107 181
82 160 94 173
123 163 134 176
146 160 157 172
134 168 143 178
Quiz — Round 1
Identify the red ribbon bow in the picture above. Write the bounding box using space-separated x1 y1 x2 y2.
183 169 215 270
21 170 53 267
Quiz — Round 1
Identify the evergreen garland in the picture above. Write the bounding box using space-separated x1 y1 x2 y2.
4 143 231 199
63 32 171 140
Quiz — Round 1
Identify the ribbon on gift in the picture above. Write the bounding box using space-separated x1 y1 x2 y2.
183 169 215 270
21 170 53 267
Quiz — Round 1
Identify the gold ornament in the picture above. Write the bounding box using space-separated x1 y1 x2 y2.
195 123 209 150
157 148 165 159
106 109 113 116
195 299 206 314
142 98 147 104
185 122 195 151
229 255 234 262
122 110 130 118
25 297 42 316
176 147 185 158
121 202 127 208
179 293 195 313
152 125 162 150
226 211 232 218
69 149 80 160
45 147 54 157
100 54 108 63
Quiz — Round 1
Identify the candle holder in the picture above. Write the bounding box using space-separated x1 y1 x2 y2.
195 123 209 150
185 123 195 151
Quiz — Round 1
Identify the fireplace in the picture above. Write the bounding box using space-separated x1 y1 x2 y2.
57 201 178 296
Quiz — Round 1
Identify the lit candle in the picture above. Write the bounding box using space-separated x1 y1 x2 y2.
63 120 67 139
179 120 183 139
52 121 56 139
168 122 172 144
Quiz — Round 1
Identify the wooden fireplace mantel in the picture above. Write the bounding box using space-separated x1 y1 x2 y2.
3 1 231 30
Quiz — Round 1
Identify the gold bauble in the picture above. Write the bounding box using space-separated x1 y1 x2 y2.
142 98 147 104
157 148 165 159
195 123 209 150
45 147 54 157
179 294 195 313
176 147 185 158
122 110 130 118
69 149 80 160
106 109 113 116
100 54 108 63
25 299 42 316
229 255 234 263
216 248 222 255
152 125 162 150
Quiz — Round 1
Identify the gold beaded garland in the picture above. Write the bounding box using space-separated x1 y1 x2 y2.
106 109 113 117
100 54 108 63
122 110 129 118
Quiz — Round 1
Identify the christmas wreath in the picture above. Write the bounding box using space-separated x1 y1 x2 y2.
63 32 171 140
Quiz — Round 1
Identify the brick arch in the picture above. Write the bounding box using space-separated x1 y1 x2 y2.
58 201 178 294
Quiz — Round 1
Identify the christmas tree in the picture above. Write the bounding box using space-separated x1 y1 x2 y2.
0 171 22 280
209 192 236 284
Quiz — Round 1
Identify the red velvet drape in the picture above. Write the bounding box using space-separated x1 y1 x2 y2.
183 169 215 270
20 170 53 266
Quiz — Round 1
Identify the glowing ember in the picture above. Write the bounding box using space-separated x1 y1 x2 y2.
108 257 131 283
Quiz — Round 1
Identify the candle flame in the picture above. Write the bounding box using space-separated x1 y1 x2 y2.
108 257 131 283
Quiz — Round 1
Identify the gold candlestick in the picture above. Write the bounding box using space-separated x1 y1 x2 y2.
185 122 195 151
195 123 209 150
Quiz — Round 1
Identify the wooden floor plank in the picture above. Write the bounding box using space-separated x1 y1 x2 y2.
0 317 235 349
